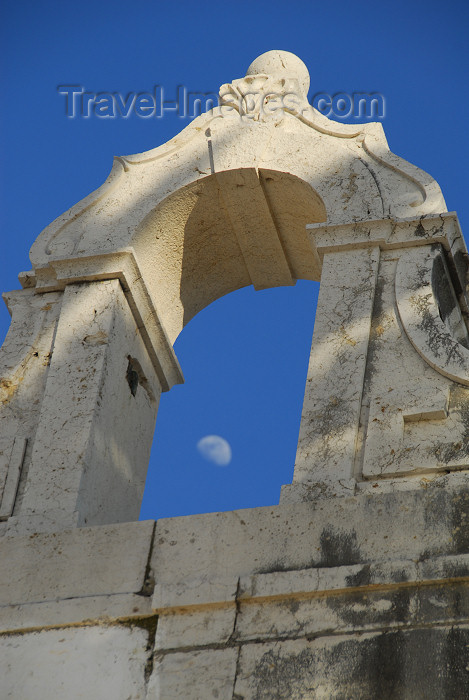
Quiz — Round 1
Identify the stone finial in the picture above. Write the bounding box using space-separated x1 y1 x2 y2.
245 49 310 95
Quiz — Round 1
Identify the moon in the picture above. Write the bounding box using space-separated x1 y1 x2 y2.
196 435 232 466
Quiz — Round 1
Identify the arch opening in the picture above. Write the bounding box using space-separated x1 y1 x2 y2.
135 168 325 519
139 280 320 520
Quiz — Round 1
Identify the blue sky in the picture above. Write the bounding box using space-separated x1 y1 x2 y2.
1 0 468 520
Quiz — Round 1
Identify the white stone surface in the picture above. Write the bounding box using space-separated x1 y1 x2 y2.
153 574 238 610
155 608 236 650
147 648 238 700
32 249 184 391
216 168 295 289
13 280 161 532
239 567 320 600
307 211 461 255
4 211 468 529
239 559 417 602
5 212 465 529
245 49 311 94
0 436 26 518
0 520 154 606
0 625 148 700
151 491 459 586
0 289 62 523
0 592 153 633
292 246 379 495
0 50 460 534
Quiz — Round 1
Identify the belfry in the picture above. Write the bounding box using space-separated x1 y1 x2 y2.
1 50 469 698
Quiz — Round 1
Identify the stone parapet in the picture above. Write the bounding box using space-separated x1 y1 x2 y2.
1 487 469 696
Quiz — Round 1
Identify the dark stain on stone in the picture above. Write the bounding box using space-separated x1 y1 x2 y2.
389 588 415 624
415 293 464 365
432 248 469 350
442 626 469 699
257 558 290 575
421 489 450 558
450 488 469 554
318 526 361 568
408 250 467 366
441 559 469 580
415 221 427 238
125 355 156 403
286 599 301 615
249 633 406 699
451 248 469 298
345 563 371 588
365 273 386 382
431 386 469 467
420 582 469 625
351 630 405 699
326 588 413 630
249 648 316 700
120 615 158 683
126 358 139 397
247 627 469 699
390 566 412 584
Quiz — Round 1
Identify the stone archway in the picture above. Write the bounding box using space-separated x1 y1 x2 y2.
4 50 469 700
0 49 452 534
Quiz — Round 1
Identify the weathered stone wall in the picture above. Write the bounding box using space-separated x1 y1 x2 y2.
2 50 469 698
2 486 469 698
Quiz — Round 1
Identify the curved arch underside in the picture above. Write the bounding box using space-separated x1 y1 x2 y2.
133 168 327 342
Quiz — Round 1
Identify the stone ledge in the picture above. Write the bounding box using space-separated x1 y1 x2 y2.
4 552 469 636
26 250 184 391
152 574 238 611
0 592 153 634
152 553 469 613
1 485 469 635
306 212 463 257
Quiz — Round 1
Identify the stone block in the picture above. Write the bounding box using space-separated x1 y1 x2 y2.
147 648 238 699
235 586 420 642
0 625 148 700
152 574 237 610
292 246 379 493
155 608 236 650
0 520 154 606
151 486 466 585
239 568 319 600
